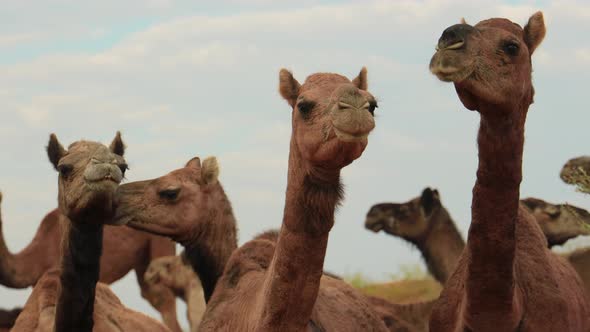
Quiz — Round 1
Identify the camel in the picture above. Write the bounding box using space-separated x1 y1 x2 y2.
365 188 463 284
561 155 590 192
565 247 590 298
365 188 590 284
115 156 421 332
520 197 590 246
144 253 206 332
115 69 408 331
428 12 590 331
0 198 179 331
12 133 168 332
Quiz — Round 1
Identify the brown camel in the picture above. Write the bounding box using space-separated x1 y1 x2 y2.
561 155 590 192
0 203 179 331
12 133 168 332
365 188 590 284
145 253 206 332
115 156 419 332
564 247 590 299
115 69 404 331
0 212 179 331
252 228 427 332
428 12 590 331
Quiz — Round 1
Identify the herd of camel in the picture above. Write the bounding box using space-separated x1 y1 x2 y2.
1 10 590 332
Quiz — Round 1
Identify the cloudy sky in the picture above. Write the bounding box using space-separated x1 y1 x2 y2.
1 0 589 326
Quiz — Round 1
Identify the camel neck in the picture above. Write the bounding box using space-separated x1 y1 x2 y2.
54 218 103 332
0 208 63 288
467 106 527 312
183 186 238 303
258 145 343 330
416 208 465 284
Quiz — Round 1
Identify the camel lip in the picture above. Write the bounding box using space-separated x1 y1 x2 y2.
430 61 473 83
436 41 465 52
333 126 371 142
86 176 121 185
365 219 384 232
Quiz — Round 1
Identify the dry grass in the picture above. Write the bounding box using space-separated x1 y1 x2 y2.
564 167 590 194
357 278 442 303
345 265 442 303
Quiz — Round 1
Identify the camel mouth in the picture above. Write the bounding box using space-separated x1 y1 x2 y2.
365 218 384 232
429 49 474 83
85 176 121 188
333 126 370 142
430 64 473 83
124 217 178 239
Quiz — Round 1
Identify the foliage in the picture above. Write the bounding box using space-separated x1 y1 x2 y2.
564 166 590 194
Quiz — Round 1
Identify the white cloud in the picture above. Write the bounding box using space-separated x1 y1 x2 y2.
575 48 590 63
1 0 590 321
0 32 45 48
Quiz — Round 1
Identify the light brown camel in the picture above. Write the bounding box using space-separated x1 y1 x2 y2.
366 188 463 284
561 155 590 192
115 69 409 331
520 197 590 246
144 253 206 332
365 188 590 284
428 12 590 331
12 133 168 332
0 201 179 330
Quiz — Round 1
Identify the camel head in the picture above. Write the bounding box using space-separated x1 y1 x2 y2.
365 188 441 243
114 156 229 244
145 255 194 292
279 68 377 171
560 156 590 186
429 12 545 112
520 198 590 246
47 132 127 224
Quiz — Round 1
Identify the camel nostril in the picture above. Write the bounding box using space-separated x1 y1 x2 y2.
437 24 474 51
337 101 371 112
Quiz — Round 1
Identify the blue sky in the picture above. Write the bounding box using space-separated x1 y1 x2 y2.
0 0 589 327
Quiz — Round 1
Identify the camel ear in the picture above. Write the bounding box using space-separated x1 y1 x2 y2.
420 187 440 216
460 17 468 25
352 67 368 91
47 133 66 171
523 11 546 55
109 131 125 156
279 69 301 108
201 157 219 185
185 157 201 169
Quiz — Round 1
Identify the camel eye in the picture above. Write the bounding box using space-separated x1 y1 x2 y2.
297 100 316 118
368 101 378 116
159 188 180 201
503 42 519 56
57 164 73 178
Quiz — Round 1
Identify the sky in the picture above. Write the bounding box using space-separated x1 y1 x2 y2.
1 0 589 327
